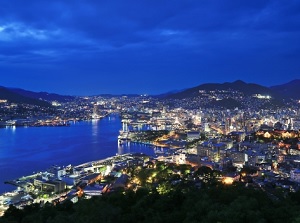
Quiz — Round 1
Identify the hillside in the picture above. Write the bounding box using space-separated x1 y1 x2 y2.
2 179 300 223
10 88 76 102
0 87 51 107
167 80 279 99
161 80 286 109
271 79 300 100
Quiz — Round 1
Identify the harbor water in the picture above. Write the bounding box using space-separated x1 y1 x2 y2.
0 115 155 194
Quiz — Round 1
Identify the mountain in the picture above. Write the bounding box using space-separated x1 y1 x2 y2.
9 88 76 102
270 79 300 100
166 80 278 99
155 89 187 98
0 86 51 107
162 80 285 109
210 98 242 109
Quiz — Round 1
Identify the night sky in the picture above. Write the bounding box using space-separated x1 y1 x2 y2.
0 0 299 96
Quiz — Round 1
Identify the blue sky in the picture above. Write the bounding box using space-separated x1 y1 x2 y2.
0 0 299 95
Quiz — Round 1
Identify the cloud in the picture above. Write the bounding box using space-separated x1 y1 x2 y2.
1 1 299 49
0 22 59 42
0 0 299 94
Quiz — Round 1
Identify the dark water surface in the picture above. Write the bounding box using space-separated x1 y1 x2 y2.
0 115 154 193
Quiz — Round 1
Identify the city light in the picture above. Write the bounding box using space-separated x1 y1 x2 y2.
222 177 234 185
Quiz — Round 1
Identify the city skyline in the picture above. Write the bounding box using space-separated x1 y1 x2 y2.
0 1 299 96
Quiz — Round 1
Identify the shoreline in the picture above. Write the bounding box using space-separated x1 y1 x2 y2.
0 153 149 216
127 139 186 150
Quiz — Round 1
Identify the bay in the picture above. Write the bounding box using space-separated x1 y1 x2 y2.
0 115 155 194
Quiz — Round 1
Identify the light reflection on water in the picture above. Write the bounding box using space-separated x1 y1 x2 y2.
0 115 155 194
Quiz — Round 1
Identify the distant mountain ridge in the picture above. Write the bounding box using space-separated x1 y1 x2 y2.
0 85 76 107
270 79 300 100
0 79 298 108
161 79 300 109
0 86 51 107
156 89 187 98
9 88 76 102
166 80 280 99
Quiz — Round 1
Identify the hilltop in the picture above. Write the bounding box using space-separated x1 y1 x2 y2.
9 88 76 103
159 80 300 109
165 80 279 99
1 79 299 109
270 79 300 100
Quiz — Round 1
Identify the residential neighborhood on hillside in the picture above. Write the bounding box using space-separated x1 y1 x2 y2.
1 80 300 220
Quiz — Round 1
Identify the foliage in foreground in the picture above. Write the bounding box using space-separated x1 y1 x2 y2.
2 183 300 223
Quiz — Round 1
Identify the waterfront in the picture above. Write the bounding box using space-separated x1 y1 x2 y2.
0 115 155 194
